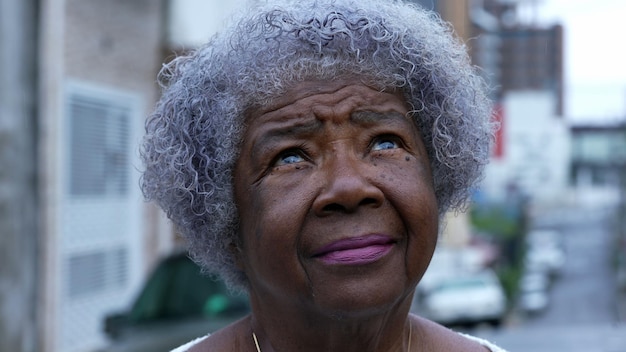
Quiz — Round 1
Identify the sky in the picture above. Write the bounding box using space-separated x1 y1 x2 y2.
518 0 626 123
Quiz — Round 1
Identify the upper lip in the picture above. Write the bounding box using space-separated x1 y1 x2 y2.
312 234 396 257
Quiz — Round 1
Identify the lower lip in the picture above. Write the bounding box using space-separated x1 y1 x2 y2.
316 244 394 265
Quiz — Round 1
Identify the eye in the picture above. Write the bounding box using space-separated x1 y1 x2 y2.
371 136 401 151
274 149 306 166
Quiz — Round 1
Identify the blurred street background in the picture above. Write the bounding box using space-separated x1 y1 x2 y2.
471 204 626 351
2 0 626 351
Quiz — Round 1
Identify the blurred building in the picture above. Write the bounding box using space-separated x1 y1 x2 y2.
466 0 570 204
39 1 167 351
1 0 168 351
469 0 564 116
482 91 571 203
2 0 257 351
414 1 569 262
570 123 626 319
570 123 626 205
414 0 564 118
0 0 575 351
470 1 568 201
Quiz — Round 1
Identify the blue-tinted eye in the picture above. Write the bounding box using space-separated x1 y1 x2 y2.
276 151 305 165
372 138 399 151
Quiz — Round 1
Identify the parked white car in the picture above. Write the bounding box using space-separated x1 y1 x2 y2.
421 269 507 327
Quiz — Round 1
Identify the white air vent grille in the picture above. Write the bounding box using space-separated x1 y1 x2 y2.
69 95 130 197
67 248 128 298
58 81 143 352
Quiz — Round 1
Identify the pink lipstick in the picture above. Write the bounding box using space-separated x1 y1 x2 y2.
313 234 395 265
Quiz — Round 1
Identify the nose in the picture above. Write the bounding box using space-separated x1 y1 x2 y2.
312 152 384 216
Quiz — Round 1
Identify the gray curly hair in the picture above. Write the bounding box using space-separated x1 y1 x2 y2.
141 0 493 291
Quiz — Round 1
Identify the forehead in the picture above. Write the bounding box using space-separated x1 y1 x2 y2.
247 78 409 124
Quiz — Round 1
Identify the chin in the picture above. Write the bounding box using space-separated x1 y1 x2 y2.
307 280 415 321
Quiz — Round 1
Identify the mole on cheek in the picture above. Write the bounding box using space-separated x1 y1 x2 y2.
405 156 411 161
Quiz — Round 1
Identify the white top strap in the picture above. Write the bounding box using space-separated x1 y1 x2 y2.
170 332 508 351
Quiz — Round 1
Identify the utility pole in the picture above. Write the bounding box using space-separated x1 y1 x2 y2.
0 0 40 351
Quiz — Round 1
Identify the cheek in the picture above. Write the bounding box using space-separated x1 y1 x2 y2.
379 159 437 220
409 191 439 279
237 180 311 278
241 179 309 236
379 162 438 276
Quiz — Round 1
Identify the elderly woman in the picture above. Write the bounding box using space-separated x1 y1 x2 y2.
141 0 505 351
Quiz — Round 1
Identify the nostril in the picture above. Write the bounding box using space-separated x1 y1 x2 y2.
322 203 346 213
320 197 380 214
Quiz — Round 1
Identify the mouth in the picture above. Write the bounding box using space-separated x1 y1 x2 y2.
312 234 396 265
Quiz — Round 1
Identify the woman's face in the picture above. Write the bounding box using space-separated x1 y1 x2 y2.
234 79 439 318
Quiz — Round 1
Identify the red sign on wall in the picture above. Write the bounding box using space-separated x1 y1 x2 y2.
492 103 504 159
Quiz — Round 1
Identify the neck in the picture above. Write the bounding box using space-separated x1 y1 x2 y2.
246 291 416 352
250 317 414 352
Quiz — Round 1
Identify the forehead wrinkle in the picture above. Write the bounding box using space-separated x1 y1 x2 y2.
264 118 322 139
350 110 408 125
308 94 371 123
246 84 411 153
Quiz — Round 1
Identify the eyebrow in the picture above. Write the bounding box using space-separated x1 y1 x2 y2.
249 119 322 161
251 110 409 155
350 110 408 125
260 119 323 141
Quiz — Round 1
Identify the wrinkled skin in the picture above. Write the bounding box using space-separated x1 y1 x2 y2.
191 79 488 352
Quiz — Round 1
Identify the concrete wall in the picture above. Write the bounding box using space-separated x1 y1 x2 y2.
0 0 40 351
63 0 168 273
36 0 168 350
167 0 250 48
64 0 164 96
483 91 571 204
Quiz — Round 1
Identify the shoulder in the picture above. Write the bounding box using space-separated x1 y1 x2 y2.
410 314 505 352
459 333 508 352
170 335 209 352
171 316 251 352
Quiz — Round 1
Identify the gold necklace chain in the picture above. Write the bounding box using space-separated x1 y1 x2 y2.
252 321 412 352
252 331 261 352
407 320 412 351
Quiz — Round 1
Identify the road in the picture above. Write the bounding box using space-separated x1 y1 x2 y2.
472 204 626 352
